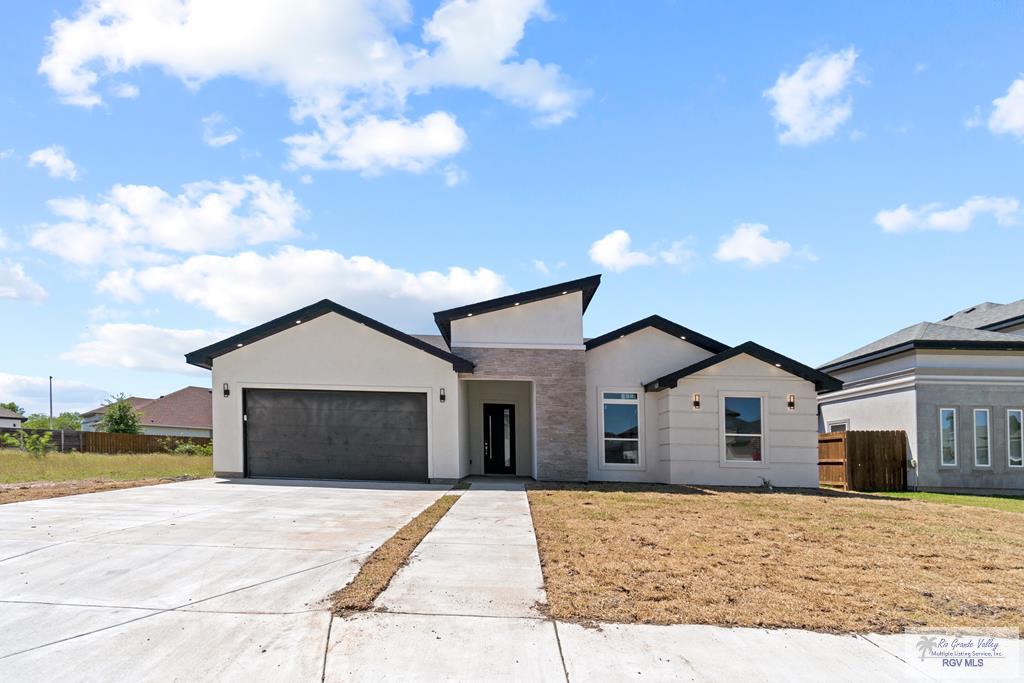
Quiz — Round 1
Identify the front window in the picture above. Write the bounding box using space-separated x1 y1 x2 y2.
828 421 849 433
602 391 639 465
939 408 957 466
724 396 763 462
974 409 990 467
1009 410 1023 468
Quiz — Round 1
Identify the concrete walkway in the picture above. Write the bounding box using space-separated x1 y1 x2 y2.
324 483 941 682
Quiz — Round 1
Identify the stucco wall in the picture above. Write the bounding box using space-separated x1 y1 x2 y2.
0 418 22 429
454 346 587 481
449 292 584 348
463 380 533 476
659 355 819 488
584 327 715 483
210 313 462 480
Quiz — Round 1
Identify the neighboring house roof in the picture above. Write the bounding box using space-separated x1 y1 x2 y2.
81 396 154 419
0 407 26 421
139 386 213 430
433 274 602 347
819 321 1024 374
940 299 1024 332
185 299 475 372
584 315 730 354
646 341 843 393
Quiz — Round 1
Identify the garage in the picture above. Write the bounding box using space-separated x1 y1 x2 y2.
243 388 429 481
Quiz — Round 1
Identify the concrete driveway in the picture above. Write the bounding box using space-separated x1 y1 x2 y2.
0 478 447 681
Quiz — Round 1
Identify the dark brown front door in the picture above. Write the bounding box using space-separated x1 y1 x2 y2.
483 403 516 475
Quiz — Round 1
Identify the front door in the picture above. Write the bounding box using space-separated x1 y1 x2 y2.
483 403 516 475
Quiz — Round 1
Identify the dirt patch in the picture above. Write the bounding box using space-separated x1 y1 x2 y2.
332 494 460 613
527 483 1024 633
0 477 201 504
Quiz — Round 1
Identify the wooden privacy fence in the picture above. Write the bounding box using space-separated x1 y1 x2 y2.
818 430 907 492
0 427 210 454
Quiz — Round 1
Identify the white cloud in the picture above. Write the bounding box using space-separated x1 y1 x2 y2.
201 112 241 147
0 372 108 415
588 230 656 272
443 163 467 187
27 145 79 180
714 224 793 266
0 260 47 302
30 176 303 266
988 77 1024 140
0 149 13 160
965 105 983 129
532 259 566 277
285 112 466 174
98 246 509 328
764 48 858 145
39 0 583 176
659 240 696 269
112 83 139 99
61 323 227 374
875 196 1020 233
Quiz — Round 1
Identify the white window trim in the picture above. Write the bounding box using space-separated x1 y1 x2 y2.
973 408 991 468
827 420 850 433
939 407 957 467
719 391 769 468
1008 409 1024 469
598 388 644 471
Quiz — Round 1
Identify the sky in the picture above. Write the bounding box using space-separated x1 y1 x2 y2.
1 1 1023 415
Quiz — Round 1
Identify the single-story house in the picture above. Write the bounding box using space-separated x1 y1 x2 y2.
818 299 1024 492
185 275 840 485
81 387 213 438
0 407 27 430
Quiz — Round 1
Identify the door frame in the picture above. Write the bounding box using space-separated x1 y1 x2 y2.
482 402 517 475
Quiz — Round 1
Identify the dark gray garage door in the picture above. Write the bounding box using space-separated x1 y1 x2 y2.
244 389 428 481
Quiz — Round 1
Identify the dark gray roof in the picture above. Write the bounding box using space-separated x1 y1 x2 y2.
820 322 1024 372
941 299 1024 331
0 407 26 420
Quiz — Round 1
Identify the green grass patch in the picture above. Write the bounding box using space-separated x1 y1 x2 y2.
874 491 1024 514
0 449 213 484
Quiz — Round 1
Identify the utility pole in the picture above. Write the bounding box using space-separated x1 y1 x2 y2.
49 376 53 429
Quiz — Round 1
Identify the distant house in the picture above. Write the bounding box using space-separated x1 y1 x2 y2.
0 408 27 430
81 387 212 438
818 299 1024 493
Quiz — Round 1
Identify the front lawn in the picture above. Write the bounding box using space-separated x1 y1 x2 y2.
872 491 1024 514
0 450 212 503
527 483 1024 633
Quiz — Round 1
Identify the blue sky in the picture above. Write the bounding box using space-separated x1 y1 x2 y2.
2 0 1023 414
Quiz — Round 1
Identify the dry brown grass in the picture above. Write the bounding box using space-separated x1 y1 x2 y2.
527 483 1024 633
0 477 199 504
332 494 459 613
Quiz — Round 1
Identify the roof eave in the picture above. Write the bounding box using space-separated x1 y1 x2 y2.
584 315 730 354
819 339 1024 374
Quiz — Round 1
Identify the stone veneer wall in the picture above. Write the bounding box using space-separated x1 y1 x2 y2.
454 347 587 481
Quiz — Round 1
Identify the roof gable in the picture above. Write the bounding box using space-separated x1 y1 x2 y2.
433 274 601 346
585 315 730 354
138 386 212 430
185 300 474 372
645 341 842 393
941 299 1024 332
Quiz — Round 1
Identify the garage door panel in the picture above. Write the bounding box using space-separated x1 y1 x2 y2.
244 389 428 481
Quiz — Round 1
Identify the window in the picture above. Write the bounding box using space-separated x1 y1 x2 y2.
723 396 763 462
939 408 957 466
827 421 849 433
974 409 990 467
1009 410 1023 468
601 391 640 466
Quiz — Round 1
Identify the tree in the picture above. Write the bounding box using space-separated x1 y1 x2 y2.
0 402 24 416
99 394 142 434
23 412 82 430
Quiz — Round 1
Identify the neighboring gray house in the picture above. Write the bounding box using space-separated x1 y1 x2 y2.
186 275 839 486
818 300 1024 493
81 388 213 438
0 407 27 430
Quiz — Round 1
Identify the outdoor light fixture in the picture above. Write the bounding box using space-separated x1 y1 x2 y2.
223 383 230 397
439 388 446 403
787 394 796 411
692 393 701 410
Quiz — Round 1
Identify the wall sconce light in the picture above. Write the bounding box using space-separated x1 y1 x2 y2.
692 393 701 410
222 383 230 398
787 394 796 411
439 388 446 403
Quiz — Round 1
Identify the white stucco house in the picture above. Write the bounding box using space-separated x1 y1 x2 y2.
818 299 1024 492
186 275 840 486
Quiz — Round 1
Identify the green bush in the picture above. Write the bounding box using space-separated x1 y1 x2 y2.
0 430 53 456
171 441 213 457
99 394 142 434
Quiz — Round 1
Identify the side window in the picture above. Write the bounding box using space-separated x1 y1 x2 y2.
601 392 640 466
939 408 957 466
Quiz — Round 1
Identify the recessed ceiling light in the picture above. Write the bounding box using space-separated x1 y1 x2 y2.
774 363 781 367
562 291 568 294
236 343 243 348
295 320 302 324
513 302 520 306
467 313 473 317
680 335 686 340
